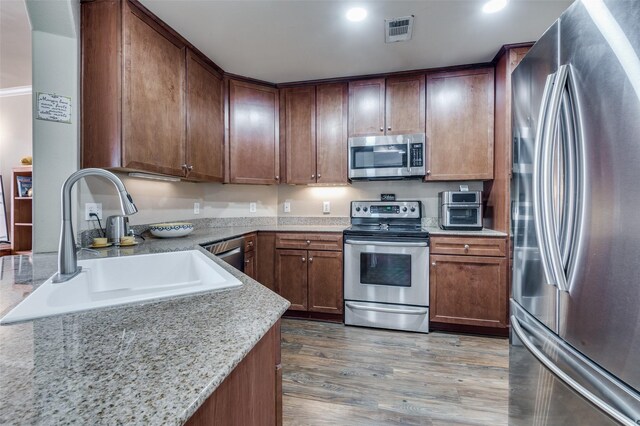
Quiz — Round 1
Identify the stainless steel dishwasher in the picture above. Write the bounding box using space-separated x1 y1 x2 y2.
202 237 245 272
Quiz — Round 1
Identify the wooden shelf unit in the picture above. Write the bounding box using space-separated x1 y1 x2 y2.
11 166 32 254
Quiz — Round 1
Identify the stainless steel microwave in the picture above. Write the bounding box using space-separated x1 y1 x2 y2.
348 133 426 180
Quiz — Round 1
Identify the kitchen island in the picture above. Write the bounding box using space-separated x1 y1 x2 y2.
0 227 298 425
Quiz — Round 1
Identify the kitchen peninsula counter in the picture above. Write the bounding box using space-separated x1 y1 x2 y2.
0 228 296 425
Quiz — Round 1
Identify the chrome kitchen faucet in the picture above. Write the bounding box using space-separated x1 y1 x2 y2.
54 168 138 283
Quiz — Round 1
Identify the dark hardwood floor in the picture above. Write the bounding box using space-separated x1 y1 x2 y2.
281 319 509 425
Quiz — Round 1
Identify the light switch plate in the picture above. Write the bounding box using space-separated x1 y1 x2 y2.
194 202 200 214
85 203 102 221
284 201 291 213
323 201 330 214
249 202 257 213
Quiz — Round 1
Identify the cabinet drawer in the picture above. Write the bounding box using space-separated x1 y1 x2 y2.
244 233 257 252
275 233 343 251
430 236 506 257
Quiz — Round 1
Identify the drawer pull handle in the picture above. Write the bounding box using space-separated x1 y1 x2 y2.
309 257 313 263
464 244 470 252
306 240 311 245
432 262 436 266
302 257 306 262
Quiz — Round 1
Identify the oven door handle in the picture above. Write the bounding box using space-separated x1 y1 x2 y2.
345 239 428 247
346 302 429 316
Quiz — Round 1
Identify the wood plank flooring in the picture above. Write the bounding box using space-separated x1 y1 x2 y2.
281 319 509 425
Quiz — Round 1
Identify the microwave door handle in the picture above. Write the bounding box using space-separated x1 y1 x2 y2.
406 138 411 172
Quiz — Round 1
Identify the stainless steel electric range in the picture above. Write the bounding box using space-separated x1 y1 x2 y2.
343 200 430 333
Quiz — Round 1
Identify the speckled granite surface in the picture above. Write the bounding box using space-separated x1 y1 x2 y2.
425 226 508 237
0 226 308 424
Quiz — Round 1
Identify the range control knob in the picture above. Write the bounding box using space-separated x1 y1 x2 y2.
363 207 368 212
410 207 416 212
355 207 361 212
402 207 408 212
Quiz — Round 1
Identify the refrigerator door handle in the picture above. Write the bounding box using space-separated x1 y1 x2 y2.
533 72 558 289
541 64 570 292
511 311 640 426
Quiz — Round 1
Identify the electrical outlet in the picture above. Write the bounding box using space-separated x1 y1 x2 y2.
85 202 103 221
194 202 200 214
323 201 331 214
249 202 257 213
284 201 291 213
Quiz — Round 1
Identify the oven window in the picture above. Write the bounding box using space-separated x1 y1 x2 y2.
360 253 411 287
351 145 407 169
449 208 479 225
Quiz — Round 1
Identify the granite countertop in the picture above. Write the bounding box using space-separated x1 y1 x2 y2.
425 226 508 237
0 225 312 425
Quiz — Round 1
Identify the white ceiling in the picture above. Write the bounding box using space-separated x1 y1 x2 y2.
140 0 573 84
0 0 32 89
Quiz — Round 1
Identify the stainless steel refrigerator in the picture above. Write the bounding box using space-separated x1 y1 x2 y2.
510 0 640 424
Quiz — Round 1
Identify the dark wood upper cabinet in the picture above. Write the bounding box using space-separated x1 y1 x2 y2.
282 83 348 185
349 75 424 137
316 83 348 184
349 78 386 137
185 50 224 182
283 87 316 184
385 74 425 135
122 4 186 176
81 1 224 180
228 79 280 184
426 68 495 181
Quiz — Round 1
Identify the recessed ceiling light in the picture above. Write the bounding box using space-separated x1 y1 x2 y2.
482 0 509 13
346 7 367 22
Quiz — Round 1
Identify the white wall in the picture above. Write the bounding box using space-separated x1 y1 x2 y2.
78 176 278 230
0 93 32 225
277 180 484 218
26 0 80 253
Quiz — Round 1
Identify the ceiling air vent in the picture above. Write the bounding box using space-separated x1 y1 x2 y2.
385 15 414 43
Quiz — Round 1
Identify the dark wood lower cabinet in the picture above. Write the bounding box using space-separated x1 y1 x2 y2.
275 249 308 311
429 254 508 330
307 250 343 314
257 232 276 292
244 250 256 279
186 320 281 426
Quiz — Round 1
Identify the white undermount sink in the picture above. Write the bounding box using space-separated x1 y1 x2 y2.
0 250 242 325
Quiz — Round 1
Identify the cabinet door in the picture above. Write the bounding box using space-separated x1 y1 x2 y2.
122 3 186 176
316 83 348 184
308 251 343 314
429 255 508 328
257 232 276 292
185 50 224 181
426 68 495 180
275 249 308 311
244 250 256 280
385 74 425 135
229 79 279 184
284 86 316 184
349 78 385 137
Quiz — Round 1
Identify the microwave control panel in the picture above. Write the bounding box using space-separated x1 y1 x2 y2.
409 143 424 167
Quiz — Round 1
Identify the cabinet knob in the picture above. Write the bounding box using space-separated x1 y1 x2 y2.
245 260 250 264
432 262 436 266
379 127 384 132
464 244 470 252
309 257 313 263
317 173 321 178
248 241 253 247
306 240 311 245
311 174 315 178
302 257 306 262
187 165 193 171
387 127 391 131
275 176 279 181
426 170 431 175
181 164 188 170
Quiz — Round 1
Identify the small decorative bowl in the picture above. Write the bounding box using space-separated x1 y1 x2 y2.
149 222 194 238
